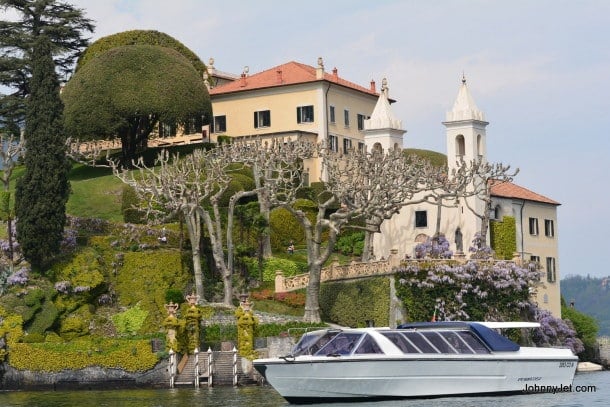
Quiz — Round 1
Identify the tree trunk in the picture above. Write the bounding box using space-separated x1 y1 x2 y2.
303 261 322 323
203 210 233 306
362 230 374 262
257 189 273 258
183 210 204 302
435 198 442 237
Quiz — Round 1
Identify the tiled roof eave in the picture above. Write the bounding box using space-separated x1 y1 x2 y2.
491 193 561 206
210 78 379 98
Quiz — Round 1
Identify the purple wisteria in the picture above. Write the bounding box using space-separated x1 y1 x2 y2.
396 237 581 353
414 235 453 259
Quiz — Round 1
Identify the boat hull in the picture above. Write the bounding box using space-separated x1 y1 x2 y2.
255 355 577 403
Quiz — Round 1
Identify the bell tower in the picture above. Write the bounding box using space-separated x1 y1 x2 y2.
443 75 488 173
363 78 406 152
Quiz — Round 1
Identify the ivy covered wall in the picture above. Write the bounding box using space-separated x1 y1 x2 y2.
490 216 517 260
319 277 391 327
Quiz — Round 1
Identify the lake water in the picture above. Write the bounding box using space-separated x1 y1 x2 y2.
0 371 607 406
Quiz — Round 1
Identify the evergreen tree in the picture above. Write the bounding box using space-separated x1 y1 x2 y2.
0 0 94 131
15 34 70 270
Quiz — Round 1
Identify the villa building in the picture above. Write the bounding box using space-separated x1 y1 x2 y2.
367 77 561 316
207 57 383 182
206 59 561 317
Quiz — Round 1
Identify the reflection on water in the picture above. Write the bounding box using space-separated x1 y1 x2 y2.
0 371 606 406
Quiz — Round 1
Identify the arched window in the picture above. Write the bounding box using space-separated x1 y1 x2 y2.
494 205 501 220
543 293 549 304
456 135 465 157
373 142 383 154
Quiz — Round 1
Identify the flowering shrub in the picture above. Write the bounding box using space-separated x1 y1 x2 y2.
396 238 581 352
530 306 584 355
274 292 306 307
54 281 71 294
414 235 452 259
60 228 78 253
469 233 493 259
250 289 306 307
396 258 538 321
7 267 29 286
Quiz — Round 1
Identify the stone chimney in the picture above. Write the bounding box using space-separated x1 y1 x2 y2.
240 73 246 87
276 69 283 84
332 67 338 80
316 57 324 79
370 79 376 93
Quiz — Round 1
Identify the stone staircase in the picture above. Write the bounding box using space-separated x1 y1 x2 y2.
171 351 257 387
173 354 209 387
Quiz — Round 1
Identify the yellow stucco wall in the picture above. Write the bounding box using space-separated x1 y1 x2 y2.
211 81 378 182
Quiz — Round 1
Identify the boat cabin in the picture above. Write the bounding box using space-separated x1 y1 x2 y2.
291 322 520 357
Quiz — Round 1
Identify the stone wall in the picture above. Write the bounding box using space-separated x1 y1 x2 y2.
0 361 169 390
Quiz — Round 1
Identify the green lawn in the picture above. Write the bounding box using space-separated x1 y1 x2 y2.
66 164 124 221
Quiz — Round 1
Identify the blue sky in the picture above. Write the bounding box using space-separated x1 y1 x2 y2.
14 0 610 278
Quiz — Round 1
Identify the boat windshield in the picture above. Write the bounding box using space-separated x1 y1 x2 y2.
292 330 341 356
314 332 364 356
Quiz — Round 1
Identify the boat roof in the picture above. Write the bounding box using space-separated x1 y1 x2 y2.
396 321 521 352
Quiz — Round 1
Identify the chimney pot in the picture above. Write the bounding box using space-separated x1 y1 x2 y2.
332 67 338 79
276 69 282 84
370 80 376 93
240 73 246 87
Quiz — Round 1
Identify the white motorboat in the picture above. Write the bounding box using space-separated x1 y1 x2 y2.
253 321 578 404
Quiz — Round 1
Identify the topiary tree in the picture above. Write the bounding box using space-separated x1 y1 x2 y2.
74 30 212 139
76 29 205 77
62 44 211 164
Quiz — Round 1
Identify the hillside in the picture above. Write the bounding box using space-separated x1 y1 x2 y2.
404 148 447 167
561 275 610 336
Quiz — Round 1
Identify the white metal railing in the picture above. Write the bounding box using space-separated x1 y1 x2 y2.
194 348 200 388
168 349 176 388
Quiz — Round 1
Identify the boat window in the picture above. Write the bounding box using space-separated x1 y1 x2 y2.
420 331 455 353
380 332 421 353
353 334 384 354
440 331 474 354
455 330 491 354
293 331 340 356
314 333 363 356
402 331 438 353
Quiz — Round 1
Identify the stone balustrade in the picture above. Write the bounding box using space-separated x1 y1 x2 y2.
275 254 402 293
275 251 525 293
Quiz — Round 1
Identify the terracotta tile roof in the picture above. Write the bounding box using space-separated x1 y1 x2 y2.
209 61 379 97
490 180 560 205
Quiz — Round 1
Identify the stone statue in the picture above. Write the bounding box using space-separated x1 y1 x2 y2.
455 227 463 253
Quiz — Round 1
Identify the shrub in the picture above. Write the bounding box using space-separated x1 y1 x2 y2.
165 288 184 304
27 301 59 335
336 231 365 256
320 277 390 328
121 185 146 224
111 304 149 336
22 333 45 343
59 315 89 341
262 257 301 282
9 339 159 372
